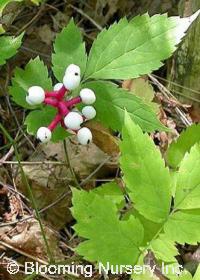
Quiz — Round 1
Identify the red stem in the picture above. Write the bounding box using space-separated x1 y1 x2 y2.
65 97 81 108
44 98 59 107
58 101 70 116
43 87 84 133
48 114 62 131
45 86 68 100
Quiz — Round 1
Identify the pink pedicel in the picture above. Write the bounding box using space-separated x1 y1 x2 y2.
44 85 82 132
45 85 67 100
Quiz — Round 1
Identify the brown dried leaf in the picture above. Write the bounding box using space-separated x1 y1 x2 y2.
85 121 119 156
0 218 64 261
122 77 160 113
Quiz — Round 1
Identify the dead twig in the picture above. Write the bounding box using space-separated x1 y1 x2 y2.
148 74 192 127
69 4 103 31
0 240 48 265
15 1 47 36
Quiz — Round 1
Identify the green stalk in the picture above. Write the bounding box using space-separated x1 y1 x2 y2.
0 123 54 263
63 139 81 190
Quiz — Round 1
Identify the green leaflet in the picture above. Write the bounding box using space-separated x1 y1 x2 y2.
174 144 200 210
92 181 125 207
167 124 200 168
84 13 199 80
52 19 87 81
150 234 178 262
120 112 171 223
25 107 56 134
10 57 52 109
164 210 200 245
83 81 167 132
123 209 162 246
0 33 23 65
71 186 144 266
25 107 69 142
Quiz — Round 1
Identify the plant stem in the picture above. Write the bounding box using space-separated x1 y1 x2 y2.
63 139 81 190
0 123 54 264
64 96 81 107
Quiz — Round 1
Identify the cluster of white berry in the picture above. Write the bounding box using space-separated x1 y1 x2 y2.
26 64 96 145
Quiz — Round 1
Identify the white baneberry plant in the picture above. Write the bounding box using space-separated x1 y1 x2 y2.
8 9 200 278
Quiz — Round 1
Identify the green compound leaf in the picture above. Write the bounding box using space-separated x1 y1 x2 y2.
83 81 167 132
120 112 171 223
174 144 200 210
84 12 200 80
25 106 69 142
164 210 200 245
52 19 87 81
0 33 23 65
71 186 144 266
10 56 52 109
72 114 200 267
167 124 200 168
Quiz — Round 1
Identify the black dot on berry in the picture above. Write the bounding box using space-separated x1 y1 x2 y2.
87 140 90 144
75 72 79 76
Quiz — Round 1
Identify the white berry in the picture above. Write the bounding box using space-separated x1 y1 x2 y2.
82 106 96 120
63 64 81 90
77 127 92 145
64 112 83 130
26 86 45 105
26 96 34 105
80 88 96 104
54 83 63 91
37 127 52 143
